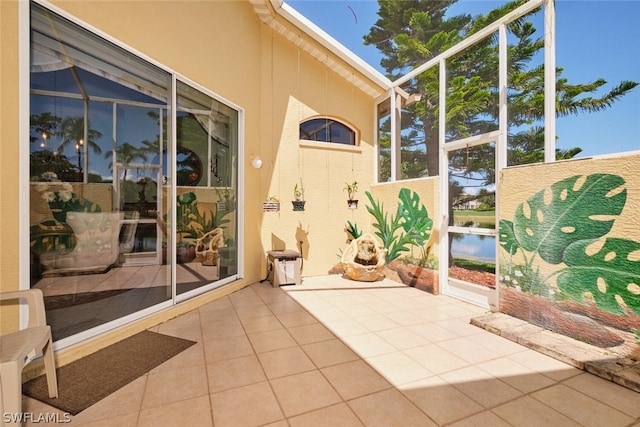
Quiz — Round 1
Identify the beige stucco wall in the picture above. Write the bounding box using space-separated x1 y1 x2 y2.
0 0 385 373
256 15 378 277
0 0 22 332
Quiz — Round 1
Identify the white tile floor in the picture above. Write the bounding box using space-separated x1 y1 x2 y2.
23 276 640 426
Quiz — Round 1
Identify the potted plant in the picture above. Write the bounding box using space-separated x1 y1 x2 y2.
344 180 359 209
263 196 280 212
292 181 305 211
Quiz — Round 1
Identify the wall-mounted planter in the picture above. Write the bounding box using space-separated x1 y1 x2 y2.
292 200 306 211
347 199 358 209
263 201 280 212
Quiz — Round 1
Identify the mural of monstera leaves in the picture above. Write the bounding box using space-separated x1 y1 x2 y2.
512 174 627 265
558 238 640 316
500 173 640 316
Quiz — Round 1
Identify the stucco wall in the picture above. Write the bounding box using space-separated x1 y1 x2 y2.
498 153 640 360
257 20 378 277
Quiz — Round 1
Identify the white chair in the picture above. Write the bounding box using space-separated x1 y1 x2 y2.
0 289 58 419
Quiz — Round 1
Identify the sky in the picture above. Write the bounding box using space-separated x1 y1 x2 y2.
285 0 640 158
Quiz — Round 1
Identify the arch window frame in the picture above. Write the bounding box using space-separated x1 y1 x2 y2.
299 116 358 146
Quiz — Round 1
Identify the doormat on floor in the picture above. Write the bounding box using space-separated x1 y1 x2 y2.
22 330 196 415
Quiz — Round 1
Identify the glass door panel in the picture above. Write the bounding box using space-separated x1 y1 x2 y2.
175 81 238 296
446 140 497 308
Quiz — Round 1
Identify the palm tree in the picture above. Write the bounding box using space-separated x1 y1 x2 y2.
56 116 103 156
105 142 149 182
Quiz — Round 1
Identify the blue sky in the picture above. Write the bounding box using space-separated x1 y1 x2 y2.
286 0 640 157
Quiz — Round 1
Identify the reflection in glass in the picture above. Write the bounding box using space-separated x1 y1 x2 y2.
377 98 391 182
449 232 496 288
445 33 499 143
29 2 172 341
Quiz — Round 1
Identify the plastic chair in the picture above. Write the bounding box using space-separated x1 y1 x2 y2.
0 289 58 419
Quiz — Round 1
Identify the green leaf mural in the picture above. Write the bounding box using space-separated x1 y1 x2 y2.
365 188 432 262
498 219 518 256
558 238 640 316
500 172 640 317
398 188 433 247
514 174 626 265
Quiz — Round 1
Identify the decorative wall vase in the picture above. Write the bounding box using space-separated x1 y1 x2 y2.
347 199 358 209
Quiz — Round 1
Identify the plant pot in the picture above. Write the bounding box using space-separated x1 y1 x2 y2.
292 200 306 211
263 201 280 212
347 199 358 209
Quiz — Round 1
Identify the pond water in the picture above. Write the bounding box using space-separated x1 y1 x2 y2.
450 233 496 263
450 218 496 263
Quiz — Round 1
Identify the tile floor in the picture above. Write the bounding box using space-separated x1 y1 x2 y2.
23 276 640 426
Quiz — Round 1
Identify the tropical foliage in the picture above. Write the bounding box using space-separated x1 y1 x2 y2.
499 173 640 316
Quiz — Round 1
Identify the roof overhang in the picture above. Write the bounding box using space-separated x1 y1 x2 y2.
249 0 393 98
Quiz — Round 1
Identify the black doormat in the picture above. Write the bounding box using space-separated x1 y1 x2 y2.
22 330 196 415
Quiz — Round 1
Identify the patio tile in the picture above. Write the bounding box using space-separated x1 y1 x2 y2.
492 396 581 427
203 334 254 363
531 384 635 427
437 336 503 364
301 338 359 368
374 326 430 350
508 349 582 381
366 351 433 387
384 310 431 327
138 395 212 427
448 410 512 427
563 373 640 418
233 303 273 320
475 357 556 393
341 332 397 358
323 318 370 337
258 346 316 379
270 370 342 417
321 360 392 400
141 365 209 408
403 343 468 375
247 328 298 353
408 322 460 342
354 313 401 331
149 341 205 374
399 375 484 426
348 388 437 427
240 314 283 334
439 366 524 408
287 322 335 345
210 382 284 427
275 310 318 328
288 403 364 427
206 354 266 393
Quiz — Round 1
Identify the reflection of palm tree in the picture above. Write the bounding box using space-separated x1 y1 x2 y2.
57 116 102 156
105 142 149 181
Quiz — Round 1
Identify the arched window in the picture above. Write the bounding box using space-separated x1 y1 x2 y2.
299 117 356 145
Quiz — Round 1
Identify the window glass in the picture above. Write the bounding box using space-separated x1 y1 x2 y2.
29 2 173 342
300 118 356 145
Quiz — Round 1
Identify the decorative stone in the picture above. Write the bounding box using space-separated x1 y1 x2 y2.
340 234 388 282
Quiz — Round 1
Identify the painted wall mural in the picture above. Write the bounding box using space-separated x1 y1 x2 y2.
499 173 640 359
333 186 441 293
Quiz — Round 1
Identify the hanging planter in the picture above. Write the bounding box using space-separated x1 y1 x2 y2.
292 181 305 211
263 197 280 212
344 181 359 209
292 200 306 211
